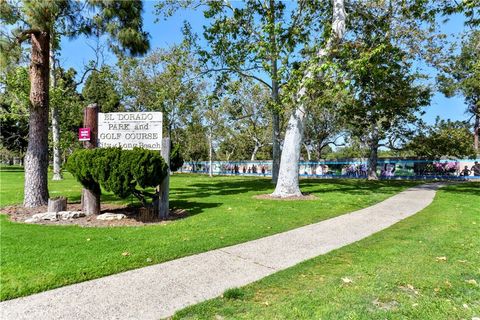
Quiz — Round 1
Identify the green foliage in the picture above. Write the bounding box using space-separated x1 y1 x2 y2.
118 43 201 143
88 0 150 56
325 138 368 160
170 143 184 172
176 112 209 162
1 0 150 55
440 0 479 27
437 30 479 153
334 3 432 172
66 148 99 190
0 66 29 155
407 119 476 158
155 0 332 168
217 80 272 161
49 67 84 156
438 31 479 107
66 148 168 204
82 66 122 113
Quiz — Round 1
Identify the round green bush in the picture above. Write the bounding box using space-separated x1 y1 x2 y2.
66 148 168 205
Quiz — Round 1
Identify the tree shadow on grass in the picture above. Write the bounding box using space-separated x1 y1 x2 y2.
0 166 25 172
99 200 221 222
170 200 222 216
174 178 274 198
440 182 480 197
173 177 412 199
299 179 416 195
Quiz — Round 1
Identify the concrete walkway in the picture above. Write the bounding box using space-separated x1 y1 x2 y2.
0 183 443 320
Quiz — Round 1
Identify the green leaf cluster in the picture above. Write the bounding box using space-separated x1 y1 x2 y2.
0 66 29 155
170 143 184 172
66 148 168 204
82 66 122 113
407 119 476 159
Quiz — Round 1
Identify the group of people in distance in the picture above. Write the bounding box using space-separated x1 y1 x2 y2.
461 161 480 176
302 164 330 176
344 164 367 177
226 164 267 176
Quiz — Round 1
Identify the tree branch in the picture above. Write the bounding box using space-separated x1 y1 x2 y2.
16 28 41 44
74 66 99 87
201 67 272 89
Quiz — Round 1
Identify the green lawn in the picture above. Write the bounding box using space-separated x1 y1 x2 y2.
0 167 417 301
174 183 480 320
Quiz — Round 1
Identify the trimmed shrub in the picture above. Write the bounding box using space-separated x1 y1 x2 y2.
66 148 168 205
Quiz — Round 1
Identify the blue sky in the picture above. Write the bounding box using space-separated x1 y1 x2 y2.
59 1 471 126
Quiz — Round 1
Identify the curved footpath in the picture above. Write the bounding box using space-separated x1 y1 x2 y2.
1 183 444 320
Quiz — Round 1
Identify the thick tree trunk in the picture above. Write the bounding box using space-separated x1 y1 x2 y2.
273 0 346 197
367 139 379 180
272 104 306 197
24 31 50 207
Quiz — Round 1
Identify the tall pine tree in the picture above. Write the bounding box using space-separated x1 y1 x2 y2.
1 1 150 207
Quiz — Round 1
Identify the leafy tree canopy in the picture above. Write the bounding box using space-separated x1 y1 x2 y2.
82 65 122 113
0 0 150 66
0 66 29 155
407 118 476 158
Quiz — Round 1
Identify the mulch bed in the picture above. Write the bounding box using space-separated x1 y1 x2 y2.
1 203 188 227
253 193 317 201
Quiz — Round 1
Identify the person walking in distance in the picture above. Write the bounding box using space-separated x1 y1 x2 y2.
471 161 480 176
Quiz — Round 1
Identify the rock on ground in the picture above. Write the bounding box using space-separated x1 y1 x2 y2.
96 213 127 221
25 211 85 223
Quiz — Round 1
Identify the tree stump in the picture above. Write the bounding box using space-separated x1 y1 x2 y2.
48 197 67 212
138 206 158 222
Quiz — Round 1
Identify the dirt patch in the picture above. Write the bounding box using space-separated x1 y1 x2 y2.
253 193 317 201
1 203 188 227
372 298 399 311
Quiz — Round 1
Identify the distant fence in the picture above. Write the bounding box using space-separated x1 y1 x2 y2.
179 159 480 180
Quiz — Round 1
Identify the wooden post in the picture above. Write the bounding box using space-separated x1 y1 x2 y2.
82 104 100 215
159 137 170 219
83 104 98 149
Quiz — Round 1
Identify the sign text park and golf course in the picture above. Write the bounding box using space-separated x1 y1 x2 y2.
98 112 163 150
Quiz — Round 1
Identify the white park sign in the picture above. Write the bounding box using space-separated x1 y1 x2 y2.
98 112 163 150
